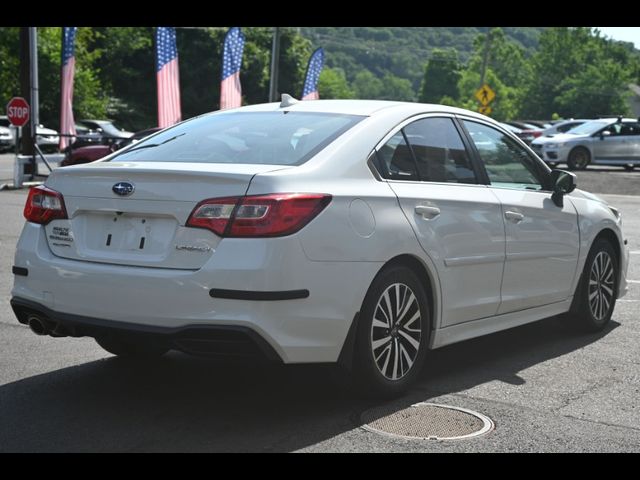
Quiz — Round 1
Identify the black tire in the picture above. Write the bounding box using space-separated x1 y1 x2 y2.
624 165 635 172
567 147 591 170
567 238 618 332
96 335 169 358
352 265 430 398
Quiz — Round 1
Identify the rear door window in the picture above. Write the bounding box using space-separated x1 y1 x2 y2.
403 117 477 184
373 116 477 184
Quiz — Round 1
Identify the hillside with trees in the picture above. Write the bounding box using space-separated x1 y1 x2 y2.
312 27 640 121
302 27 543 91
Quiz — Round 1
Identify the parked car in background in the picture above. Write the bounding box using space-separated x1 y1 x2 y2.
504 121 544 145
0 126 13 152
0 116 60 153
531 117 640 170
11 100 629 397
34 125 60 153
540 119 589 138
76 119 133 146
519 120 552 130
499 123 523 135
61 127 161 167
68 123 104 149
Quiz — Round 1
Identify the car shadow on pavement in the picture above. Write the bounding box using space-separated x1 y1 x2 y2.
0 315 619 452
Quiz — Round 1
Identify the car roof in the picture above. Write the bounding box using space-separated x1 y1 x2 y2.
586 118 637 125
220 99 491 120
79 119 113 125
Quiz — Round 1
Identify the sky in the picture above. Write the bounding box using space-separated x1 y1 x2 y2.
594 27 640 49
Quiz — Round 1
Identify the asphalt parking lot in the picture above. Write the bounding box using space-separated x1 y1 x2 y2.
0 153 639 452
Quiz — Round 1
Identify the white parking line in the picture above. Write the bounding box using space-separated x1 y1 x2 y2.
618 300 640 302
630 251 640 255
628 280 640 284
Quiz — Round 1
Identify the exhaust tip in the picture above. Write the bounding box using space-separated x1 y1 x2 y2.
27 315 50 336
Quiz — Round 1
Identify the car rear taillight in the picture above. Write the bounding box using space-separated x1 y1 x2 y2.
186 193 331 238
24 185 68 225
523 129 543 138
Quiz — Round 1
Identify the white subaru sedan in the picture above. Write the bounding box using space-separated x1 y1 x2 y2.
11 100 629 397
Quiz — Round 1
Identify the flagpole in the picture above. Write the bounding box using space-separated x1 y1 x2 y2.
268 27 280 102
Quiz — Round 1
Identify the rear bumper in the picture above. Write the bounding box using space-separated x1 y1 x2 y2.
11 296 282 361
12 222 381 363
532 144 570 164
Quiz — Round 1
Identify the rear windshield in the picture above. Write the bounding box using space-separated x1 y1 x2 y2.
109 111 364 166
567 120 609 135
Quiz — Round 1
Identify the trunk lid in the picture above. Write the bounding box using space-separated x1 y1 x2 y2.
44 162 290 269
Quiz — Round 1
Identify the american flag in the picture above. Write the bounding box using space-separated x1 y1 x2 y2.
156 27 182 128
59 27 77 151
301 48 324 101
220 27 245 110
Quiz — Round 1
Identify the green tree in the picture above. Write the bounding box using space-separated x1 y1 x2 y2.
473 28 532 87
91 27 154 130
352 70 383 99
37 27 109 127
0 27 108 130
455 28 532 118
379 73 415 101
457 68 520 121
418 49 461 103
521 27 638 118
92 27 312 130
0 28 21 110
318 68 354 99
554 62 631 117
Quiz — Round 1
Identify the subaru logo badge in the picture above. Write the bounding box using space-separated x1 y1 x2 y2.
112 182 135 197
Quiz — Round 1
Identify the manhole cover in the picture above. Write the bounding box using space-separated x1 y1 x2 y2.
361 402 494 441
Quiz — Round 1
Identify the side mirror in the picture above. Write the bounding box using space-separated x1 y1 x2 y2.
550 169 577 207
599 130 611 140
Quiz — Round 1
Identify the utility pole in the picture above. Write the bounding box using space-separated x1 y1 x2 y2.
19 28 33 158
268 27 280 102
479 28 492 88
29 27 39 178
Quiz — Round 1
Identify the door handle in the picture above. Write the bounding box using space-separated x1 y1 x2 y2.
504 211 524 223
415 205 441 220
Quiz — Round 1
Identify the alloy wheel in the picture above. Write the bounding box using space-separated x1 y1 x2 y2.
370 283 422 381
571 149 590 169
588 251 615 321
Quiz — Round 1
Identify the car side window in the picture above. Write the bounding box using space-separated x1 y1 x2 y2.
463 120 544 191
374 131 419 181
558 122 579 133
620 122 640 136
403 117 477 184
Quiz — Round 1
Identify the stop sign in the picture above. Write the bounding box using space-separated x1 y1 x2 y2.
6 97 30 127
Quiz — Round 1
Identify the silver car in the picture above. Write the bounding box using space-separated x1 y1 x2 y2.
531 118 640 170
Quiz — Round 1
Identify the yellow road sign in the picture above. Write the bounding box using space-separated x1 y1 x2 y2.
478 105 492 115
475 84 496 106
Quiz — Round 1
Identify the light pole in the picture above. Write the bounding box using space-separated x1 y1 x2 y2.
479 28 492 88
268 27 280 102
